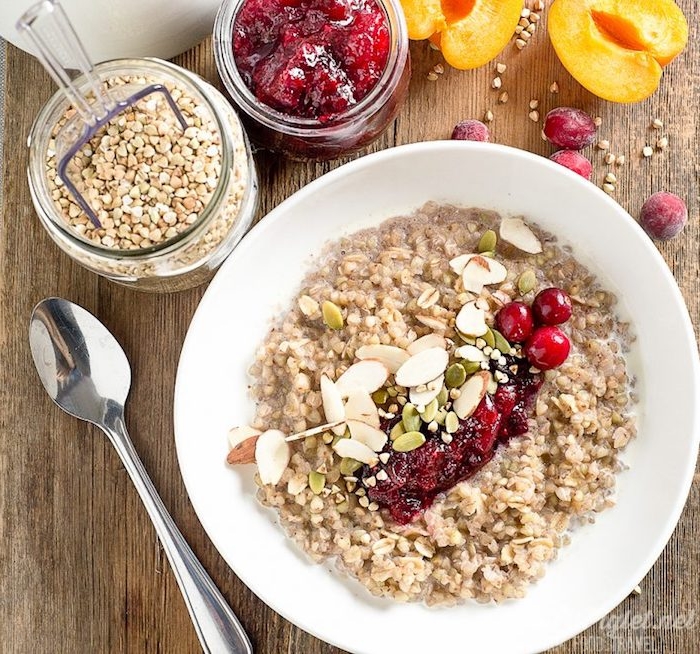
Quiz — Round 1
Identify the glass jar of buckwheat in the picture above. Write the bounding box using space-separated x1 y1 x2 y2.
27 57 258 292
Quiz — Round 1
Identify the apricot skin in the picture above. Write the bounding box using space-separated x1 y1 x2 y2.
548 0 688 103
401 0 522 70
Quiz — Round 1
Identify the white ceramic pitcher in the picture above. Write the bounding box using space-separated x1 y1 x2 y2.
0 0 222 61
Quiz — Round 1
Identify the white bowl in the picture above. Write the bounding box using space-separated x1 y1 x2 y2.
1 0 221 61
174 141 700 654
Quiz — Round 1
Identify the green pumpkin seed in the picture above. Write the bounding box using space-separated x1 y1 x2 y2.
336 500 350 513
309 471 326 494
456 331 477 345
435 408 447 425
478 229 497 253
491 328 511 355
436 386 449 407
372 388 389 405
445 411 460 434
390 421 406 441
421 398 439 423
393 431 426 452
517 269 537 295
483 328 496 349
322 301 344 330
461 360 483 375
402 403 422 432
445 362 467 388
479 250 495 258
339 457 363 476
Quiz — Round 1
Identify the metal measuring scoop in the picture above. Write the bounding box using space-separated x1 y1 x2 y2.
17 0 188 229
29 297 253 654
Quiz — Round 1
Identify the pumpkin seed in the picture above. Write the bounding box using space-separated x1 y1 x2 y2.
478 229 497 253
309 471 326 494
390 421 406 441
483 328 496 349
445 362 467 388
461 360 483 375
322 301 344 330
402 403 422 432
339 457 362 476
422 398 439 423
436 386 449 407
479 250 495 258
336 500 350 513
393 431 426 452
371 388 389 405
517 269 537 295
611 411 625 426
491 328 511 355
456 331 477 345
435 408 447 425
445 411 460 434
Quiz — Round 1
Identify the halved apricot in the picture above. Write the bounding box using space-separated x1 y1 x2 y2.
548 0 688 103
400 0 522 70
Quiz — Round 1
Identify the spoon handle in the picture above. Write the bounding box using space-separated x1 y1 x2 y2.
104 414 253 654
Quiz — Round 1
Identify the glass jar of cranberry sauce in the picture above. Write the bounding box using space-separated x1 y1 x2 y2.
213 0 410 161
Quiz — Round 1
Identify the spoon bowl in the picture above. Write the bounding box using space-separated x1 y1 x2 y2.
30 297 130 425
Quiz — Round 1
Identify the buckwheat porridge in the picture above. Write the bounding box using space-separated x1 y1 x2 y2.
226 202 636 605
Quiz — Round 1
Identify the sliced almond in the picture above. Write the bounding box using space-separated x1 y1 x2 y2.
335 360 389 398
406 333 447 355
449 252 479 275
462 255 508 293
227 425 262 449
321 375 347 435
333 438 379 466
453 371 490 419
285 420 345 442
415 315 448 331
347 420 388 451
395 347 449 388
455 301 488 337
255 429 291 485
344 388 380 428
226 435 258 465
454 344 487 362
499 217 542 254
355 344 410 373
409 374 444 406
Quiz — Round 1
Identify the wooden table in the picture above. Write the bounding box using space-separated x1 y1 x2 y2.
1 2 698 651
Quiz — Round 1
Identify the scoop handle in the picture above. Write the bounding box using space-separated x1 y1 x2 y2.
102 413 253 654
16 0 111 124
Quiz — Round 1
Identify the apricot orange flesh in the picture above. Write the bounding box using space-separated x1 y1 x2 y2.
401 0 522 70
438 0 522 70
548 0 688 103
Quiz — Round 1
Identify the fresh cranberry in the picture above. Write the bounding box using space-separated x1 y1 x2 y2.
549 150 592 179
543 107 597 150
496 302 534 343
233 0 390 120
451 119 490 142
639 192 688 241
532 287 573 325
363 357 542 524
524 326 570 370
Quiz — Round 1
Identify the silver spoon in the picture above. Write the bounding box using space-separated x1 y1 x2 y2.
29 297 253 654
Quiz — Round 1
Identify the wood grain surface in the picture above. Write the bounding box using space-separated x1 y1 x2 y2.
1 1 698 652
